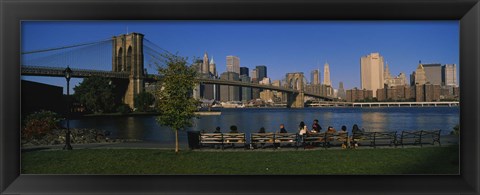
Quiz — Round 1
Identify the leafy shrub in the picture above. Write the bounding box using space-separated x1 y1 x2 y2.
22 110 61 140
117 104 132 114
134 91 155 112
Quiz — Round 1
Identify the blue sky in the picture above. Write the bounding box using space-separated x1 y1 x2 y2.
21 21 459 94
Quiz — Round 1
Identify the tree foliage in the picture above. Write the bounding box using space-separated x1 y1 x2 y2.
155 54 199 153
22 110 61 141
74 76 116 113
134 91 155 112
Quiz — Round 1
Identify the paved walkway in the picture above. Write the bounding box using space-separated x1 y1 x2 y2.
22 135 459 152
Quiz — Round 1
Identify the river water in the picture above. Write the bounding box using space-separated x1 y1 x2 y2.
68 107 459 145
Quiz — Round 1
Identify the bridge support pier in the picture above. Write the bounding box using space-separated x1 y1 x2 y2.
124 76 144 108
286 92 304 108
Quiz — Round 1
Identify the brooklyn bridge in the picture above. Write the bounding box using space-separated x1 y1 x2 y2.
21 32 334 108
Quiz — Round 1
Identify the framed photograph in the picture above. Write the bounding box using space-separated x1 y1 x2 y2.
1 0 479 194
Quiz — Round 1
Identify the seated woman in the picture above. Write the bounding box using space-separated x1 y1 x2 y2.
325 126 337 143
351 124 363 148
298 121 308 136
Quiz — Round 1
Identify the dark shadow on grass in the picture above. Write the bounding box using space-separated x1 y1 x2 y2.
393 145 459 174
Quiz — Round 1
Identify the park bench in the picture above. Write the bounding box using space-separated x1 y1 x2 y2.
250 133 275 149
274 133 299 149
222 133 247 149
199 133 223 149
397 130 441 147
302 132 327 149
351 131 397 148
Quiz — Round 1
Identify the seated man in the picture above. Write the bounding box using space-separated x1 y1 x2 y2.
338 125 348 149
258 127 266 133
278 124 287 133
311 119 322 133
229 125 239 133
213 126 221 133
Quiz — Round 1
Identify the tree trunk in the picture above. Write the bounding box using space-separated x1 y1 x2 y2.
175 129 179 154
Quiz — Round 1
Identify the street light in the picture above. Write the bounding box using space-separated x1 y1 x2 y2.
63 66 73 150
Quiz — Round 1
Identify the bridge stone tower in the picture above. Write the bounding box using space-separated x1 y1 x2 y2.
112 33 145 108
285 72 305 108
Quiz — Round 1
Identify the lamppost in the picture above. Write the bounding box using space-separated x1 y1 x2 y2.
63 66 73 150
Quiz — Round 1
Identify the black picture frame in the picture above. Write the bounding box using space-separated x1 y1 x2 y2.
1 0 479 194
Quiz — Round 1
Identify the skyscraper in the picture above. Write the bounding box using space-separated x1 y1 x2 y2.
209 57 216 77
323 62 331 86
311 69 320 85
240 67 249 76
220 72 240 101
226 55 240 74
337 81 346 100
240 75 252 102
360 52 384 97
422 63 442 85
442 64 457 87
415 63 426 85
202 52 209 74
256 65 267 80
251 69 258 80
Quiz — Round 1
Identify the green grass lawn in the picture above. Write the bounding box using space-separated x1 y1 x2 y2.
21 146 459 174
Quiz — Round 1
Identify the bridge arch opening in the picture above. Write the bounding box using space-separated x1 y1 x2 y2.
117 47 123 71
126 46 132 72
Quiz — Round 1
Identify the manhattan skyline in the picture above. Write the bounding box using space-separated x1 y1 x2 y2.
21 21 459 93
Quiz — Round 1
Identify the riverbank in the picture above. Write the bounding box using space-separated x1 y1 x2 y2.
21 145 459 174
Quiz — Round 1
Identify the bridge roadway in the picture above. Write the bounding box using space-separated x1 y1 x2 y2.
21 65 334 101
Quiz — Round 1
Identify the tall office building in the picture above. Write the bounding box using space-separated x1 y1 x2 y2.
240 75 252 102
414 63 427 85
337 81 346 100
226 55 240 74
360 52 385 97
384 63 392 80
202 52 209 74
311 69 320 85
209 57 216 77
240 67 249 76
251 69 258 80
220 72 240 102
323 62 331 86
442 64 457 87
256 65 267 80
422 63 442 85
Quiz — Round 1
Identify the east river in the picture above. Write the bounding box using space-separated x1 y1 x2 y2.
68 107 460 145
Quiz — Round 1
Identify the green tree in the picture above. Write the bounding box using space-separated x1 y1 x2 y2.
155 54 199 154
134 91 155 112
74 76 116 113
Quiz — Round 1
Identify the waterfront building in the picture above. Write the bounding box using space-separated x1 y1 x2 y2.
346 88 373 102
251 77 260 100
442 64 457 87
337 81 346 100
226 55 240 74
311 69 320 85
219 72 240 102
423 63 442 85
360 52 384 97
410 71 416 86
414 63 427 85
259 77 273 102
323 62 331 86
256 65 267 80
